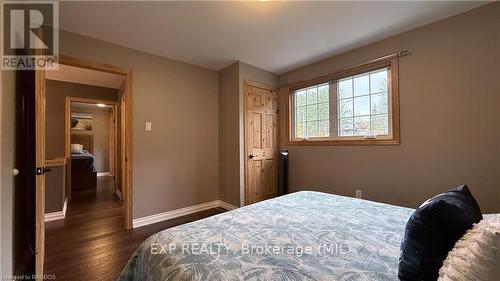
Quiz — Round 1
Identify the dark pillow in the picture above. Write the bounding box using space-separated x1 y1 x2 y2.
398 185 482 281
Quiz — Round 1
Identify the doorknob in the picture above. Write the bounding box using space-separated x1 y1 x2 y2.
248 154 256 159
13 169 19 176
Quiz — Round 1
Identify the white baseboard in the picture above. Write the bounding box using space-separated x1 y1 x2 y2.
97 172 110 177
45 199 68 222
132 200 239 229
115 189 123 200
217 200 238 211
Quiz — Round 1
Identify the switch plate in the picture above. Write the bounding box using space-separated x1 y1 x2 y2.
145 122 152 131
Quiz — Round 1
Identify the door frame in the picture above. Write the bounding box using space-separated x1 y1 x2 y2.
58 55 133 231
35 55 134 275
109 107 117 179
64 97 118 201
243 80 278 205
35 66 46 278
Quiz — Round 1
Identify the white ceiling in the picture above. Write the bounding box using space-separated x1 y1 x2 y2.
60 1 487 74
46 63 124 89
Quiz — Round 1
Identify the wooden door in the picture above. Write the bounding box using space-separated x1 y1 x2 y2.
13 49 46 277
13 69 37 276
245 82 279 205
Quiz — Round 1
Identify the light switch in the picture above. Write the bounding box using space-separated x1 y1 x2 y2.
145 122 152 131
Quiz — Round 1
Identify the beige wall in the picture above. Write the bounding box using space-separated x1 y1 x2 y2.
218 63 240 206
0 70 15 276
71 103 111 172
59 30 220 218
218 61 278 207
278 3 500 213
45 167 65 213
45 80 117 160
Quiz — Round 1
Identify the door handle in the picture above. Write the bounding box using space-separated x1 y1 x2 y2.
248 154 256 159
36 166 51 175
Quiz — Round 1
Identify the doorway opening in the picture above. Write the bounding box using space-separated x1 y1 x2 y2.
67 99 119 195
34 56 133 275
64 99 119 198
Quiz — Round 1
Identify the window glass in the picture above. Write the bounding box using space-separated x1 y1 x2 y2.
293 83 330 139
290 65 394 143
337 68 389 137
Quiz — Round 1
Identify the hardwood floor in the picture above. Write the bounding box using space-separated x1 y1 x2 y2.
44 176 225 281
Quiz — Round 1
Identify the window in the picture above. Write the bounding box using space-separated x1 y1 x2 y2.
293 83 330 139
288 56 399 145
336 68 389 137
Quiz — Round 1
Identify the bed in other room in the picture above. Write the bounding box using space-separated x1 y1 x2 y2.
71 134 97 190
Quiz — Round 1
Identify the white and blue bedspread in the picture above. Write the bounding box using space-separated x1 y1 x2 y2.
118 191 414 281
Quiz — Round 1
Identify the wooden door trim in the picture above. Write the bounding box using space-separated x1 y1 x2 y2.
45 157 66 167
58 54 130 75
109 108 116 178
119 92 126 204
65 96 118 106
35 68 46 277
244 81 249 206
245 80 277 92
243 80 278 206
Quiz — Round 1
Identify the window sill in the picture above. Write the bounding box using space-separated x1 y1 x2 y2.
287 138 400 146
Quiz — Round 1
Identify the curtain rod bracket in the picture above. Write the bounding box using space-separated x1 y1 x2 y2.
397 49 409 57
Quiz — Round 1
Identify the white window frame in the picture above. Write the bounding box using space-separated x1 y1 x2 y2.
287 55 400 146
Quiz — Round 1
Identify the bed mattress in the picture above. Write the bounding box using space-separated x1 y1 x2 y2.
71 150 96 173
118 191 414 281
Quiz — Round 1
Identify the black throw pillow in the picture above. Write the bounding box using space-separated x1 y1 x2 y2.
398 185 482 281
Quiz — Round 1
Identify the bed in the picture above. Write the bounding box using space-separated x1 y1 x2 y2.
71 134 97 190
118 191 414 281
